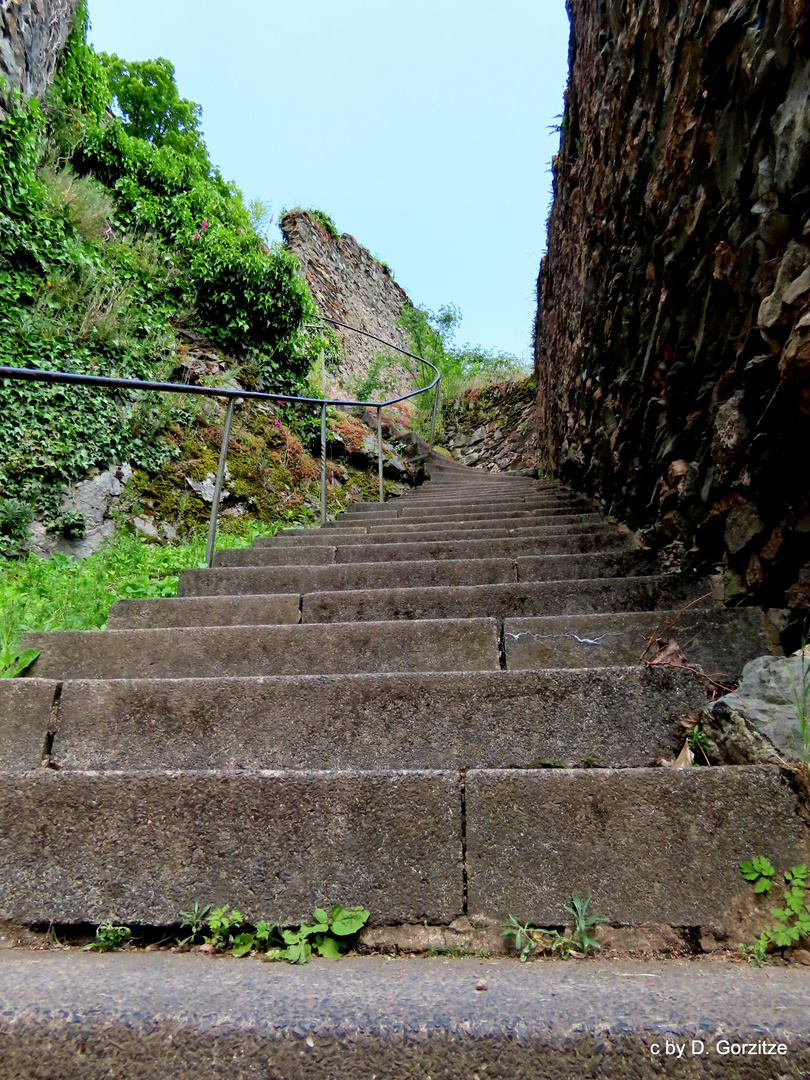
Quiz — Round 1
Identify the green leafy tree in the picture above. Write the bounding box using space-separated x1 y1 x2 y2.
100 54 208 166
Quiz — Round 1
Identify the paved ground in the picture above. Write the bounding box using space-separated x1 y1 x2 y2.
1 952 809 1077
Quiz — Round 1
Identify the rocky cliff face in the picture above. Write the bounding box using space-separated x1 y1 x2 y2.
535 0 810 617
0 0 77 117
280 210 415 397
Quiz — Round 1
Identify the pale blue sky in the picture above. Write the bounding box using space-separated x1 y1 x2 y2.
86 1 571 362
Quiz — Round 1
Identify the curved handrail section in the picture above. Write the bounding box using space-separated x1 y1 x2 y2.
0 315 441 565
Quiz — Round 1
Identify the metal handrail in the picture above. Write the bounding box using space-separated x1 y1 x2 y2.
0 315 441 566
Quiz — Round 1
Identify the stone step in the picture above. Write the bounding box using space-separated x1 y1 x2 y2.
0 769 462 925
21 618 500 680
466 764 800 926
334 506 600 526
302 575 709 623
0 766 798 928
113 553 660 617
288 508 603 536
392 490 586 504
2 953 808 1077
107 594 303 630
503 607 765 674
186 533 633 588
213 527 622 569
337 497 591 516
34 667 705 773
266 519 611 546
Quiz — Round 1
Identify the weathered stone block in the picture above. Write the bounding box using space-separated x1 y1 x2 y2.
0 770 463 924
0 679 55 770
466 766 801 927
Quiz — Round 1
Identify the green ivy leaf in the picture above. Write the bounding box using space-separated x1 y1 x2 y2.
329 905 370 936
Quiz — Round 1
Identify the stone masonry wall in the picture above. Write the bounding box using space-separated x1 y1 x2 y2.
443 377 539 472
0 0 78 117
280 210 416 397
535 0 810 615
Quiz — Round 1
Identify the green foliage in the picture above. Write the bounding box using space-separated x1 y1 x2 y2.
564 895 607 956
687 723 710 765
740 856 776 893
398 303 528 438
186 226 314 366
0 497 33 557
95 923 131 951
183 900 369 961
786 638 810 768
100 54 207 165
0 14 318 530
352 352 399 402
49 1 111 121
179 901 210 945
739 860 810 965
0 524 277 661
501 913 571 961
204 905 244 950
0 646 39 679
501 896 607 962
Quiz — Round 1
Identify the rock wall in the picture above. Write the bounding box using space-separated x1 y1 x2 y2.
535 0 810 617
280 210 416 397
443 378 539 472
0 0 78 117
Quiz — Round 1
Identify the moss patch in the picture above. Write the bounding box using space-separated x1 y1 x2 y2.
123 401 408 539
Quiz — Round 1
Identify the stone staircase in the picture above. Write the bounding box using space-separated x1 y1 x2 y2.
2 461 809 1075
1 463 802 936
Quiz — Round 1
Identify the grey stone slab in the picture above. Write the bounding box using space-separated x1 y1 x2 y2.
517 550 658 581
178 559 515 597
333 532 630 563
0 678 56 770
53 667 701 772
106 594 302 630
212 544 335 567
504 607 765 677
333 506 399 518
216 527 617 567
331 522 613 545
21 619 500 679
2 955 809 1080
394 496 589 509
0 770 462 925
356 508 602 527
302 576 709 623
268 526 368 540
466 766 802 926
397 504 599 521
365 512 603 532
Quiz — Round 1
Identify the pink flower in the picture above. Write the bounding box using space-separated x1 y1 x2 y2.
201 219 208 230
274 419 280 427
192 231 200 240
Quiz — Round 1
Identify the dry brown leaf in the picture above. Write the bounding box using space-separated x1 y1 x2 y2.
649 640 688 667
678 712 701 733
669 741 694 769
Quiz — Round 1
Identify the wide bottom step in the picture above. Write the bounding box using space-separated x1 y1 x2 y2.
1 953 808 1079
0 766 799 928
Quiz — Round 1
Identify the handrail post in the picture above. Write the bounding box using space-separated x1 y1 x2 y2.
320 402 327 525
377 406 384 503
429 380 440 452
205 397 235 569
